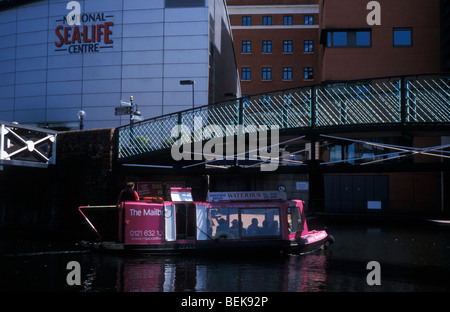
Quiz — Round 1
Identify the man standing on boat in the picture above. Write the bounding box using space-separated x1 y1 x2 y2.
118 182 140 203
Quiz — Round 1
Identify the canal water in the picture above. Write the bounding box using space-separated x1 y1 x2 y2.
1 216 449 294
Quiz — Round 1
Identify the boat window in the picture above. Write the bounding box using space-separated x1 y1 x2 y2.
241 208 280 238
210 208 239 239
287 206 303 234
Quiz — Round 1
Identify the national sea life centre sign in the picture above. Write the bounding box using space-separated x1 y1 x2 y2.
54 1 114 54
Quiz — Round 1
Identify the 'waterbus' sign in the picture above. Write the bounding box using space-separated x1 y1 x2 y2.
207 191 287 202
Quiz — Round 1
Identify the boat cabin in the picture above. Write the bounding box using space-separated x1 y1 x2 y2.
115 188 306 251
79 188 332 254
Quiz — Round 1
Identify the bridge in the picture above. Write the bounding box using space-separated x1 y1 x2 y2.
117 73 450 172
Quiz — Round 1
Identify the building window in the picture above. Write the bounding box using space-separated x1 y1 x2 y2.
283 40 293 53
242 16 251 26
283 15 293 25
328 31 347 47
393 28 412 47
356 31 371 47
304 40 313 52
262 67 272 80
263 16 272 26
262 40 272 53
165 0 204 8
327 30 371 47
242 67 251 80
304 15 313 25
240 208 280 238
304 67 313 80
283 67 293 80
242 41 251 53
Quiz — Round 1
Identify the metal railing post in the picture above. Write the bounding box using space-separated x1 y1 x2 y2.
238 97 244 127
176 111 183 148
310 86 316 128
282 93 287 129
235 97 244 166
400 76 407 125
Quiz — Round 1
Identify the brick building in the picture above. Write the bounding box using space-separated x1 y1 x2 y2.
227 0 442 94
320 0 441 82
227 0 320 96
442 0 450 72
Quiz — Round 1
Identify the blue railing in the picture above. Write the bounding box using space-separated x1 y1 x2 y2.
117 73 450 159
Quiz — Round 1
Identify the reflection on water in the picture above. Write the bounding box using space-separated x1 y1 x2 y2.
76 253 329 292
1 217 450 292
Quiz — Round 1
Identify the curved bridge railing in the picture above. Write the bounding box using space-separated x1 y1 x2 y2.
117 73 450 160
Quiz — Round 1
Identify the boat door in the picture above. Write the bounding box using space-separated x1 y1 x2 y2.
164 202 210 241
163 202 197 241
165 188 199 241
175 203 197 240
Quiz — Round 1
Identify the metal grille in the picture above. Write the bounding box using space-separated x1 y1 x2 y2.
0 122 57 168
315 79 400 126
118 114 179 158
405 76 450 123
242 89 311 131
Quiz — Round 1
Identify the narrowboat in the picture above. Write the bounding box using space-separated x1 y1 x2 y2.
78 188 334 255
